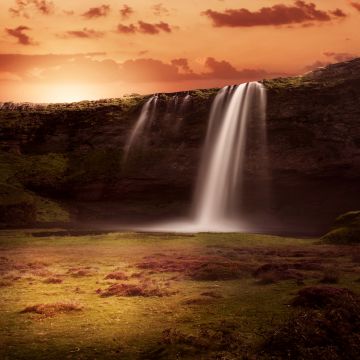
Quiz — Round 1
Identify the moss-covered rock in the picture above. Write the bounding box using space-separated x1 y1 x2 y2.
322 211 360 244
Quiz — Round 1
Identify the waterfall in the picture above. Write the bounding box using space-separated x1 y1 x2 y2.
192 81 267 231
123 95 158 162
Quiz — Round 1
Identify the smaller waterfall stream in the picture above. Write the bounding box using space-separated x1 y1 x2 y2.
123 95 158 162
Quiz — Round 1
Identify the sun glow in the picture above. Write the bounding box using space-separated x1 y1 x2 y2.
43 84 100 103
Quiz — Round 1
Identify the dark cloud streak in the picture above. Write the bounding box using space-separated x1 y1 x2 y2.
203 1 347 27
82 5 110 19
6 26 37 45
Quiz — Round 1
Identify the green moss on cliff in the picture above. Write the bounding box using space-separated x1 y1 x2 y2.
0 152 70 225
67 149 123 183
34 196 70 223
322 211 360 244
263 76 312 89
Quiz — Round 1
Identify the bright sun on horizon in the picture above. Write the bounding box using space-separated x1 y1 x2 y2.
0 0 359 103
40 84 100 103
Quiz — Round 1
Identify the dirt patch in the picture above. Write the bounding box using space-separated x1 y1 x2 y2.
20 302 83 317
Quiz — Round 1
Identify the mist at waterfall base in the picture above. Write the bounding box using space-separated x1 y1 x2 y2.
123 82 271 233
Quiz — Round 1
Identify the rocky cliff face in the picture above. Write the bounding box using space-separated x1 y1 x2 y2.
0 59 359 233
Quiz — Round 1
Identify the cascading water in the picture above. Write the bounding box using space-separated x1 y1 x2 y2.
123 94 158 162
192 82 267 231
148 81 267 232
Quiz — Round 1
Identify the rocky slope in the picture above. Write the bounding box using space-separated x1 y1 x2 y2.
0 58 359 232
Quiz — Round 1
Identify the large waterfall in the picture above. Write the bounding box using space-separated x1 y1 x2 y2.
127 82 267 232
192 82 267 231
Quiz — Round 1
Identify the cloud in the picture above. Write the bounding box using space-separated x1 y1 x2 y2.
203 1 347 27
0 72 22 82
5 26 37 45
63 10 74 16
9 0 54 18
0 53 120 83
116 21 172 35
118 57 268 83
203 57 268 80
324 51 357 62
82 4 110 19
303 60 329 72
0 53 272 87
152 3 170 16
119 58 197 82
120 4 133 19
350 2 360 12
117 24 137 34
138 21 172 34
60 28 105 39
304 51 358 71
171 58 192 73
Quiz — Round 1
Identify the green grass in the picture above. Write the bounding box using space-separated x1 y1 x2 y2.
0 231 359 359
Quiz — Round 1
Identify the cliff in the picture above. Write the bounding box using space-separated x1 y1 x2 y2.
0 58 359 233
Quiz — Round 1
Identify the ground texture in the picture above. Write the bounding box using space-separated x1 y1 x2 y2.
0 231 359 359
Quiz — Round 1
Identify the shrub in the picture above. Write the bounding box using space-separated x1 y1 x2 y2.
21 302 83 317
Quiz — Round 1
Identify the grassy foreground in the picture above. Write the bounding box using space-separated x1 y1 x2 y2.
0 230 359 359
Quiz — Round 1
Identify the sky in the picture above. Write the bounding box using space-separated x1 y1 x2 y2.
0 0 359 102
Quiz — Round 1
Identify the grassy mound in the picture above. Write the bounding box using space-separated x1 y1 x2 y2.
322 211 360 244
20 302 83 317
100 282 171 297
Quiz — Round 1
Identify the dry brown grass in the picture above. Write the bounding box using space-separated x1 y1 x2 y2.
291 286 356 308
43 277 63 284
104 271 129 280
253 263 304 284
67 267 96 277
137 253 253 281
0 280 12 287
100 281 172 297
319 269 340 284
20 302 83 317
200 291 223 298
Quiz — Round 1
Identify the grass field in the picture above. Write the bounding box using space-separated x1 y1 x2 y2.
0 230 359 359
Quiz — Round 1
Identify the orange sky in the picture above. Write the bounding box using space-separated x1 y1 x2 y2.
0 0 359 102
